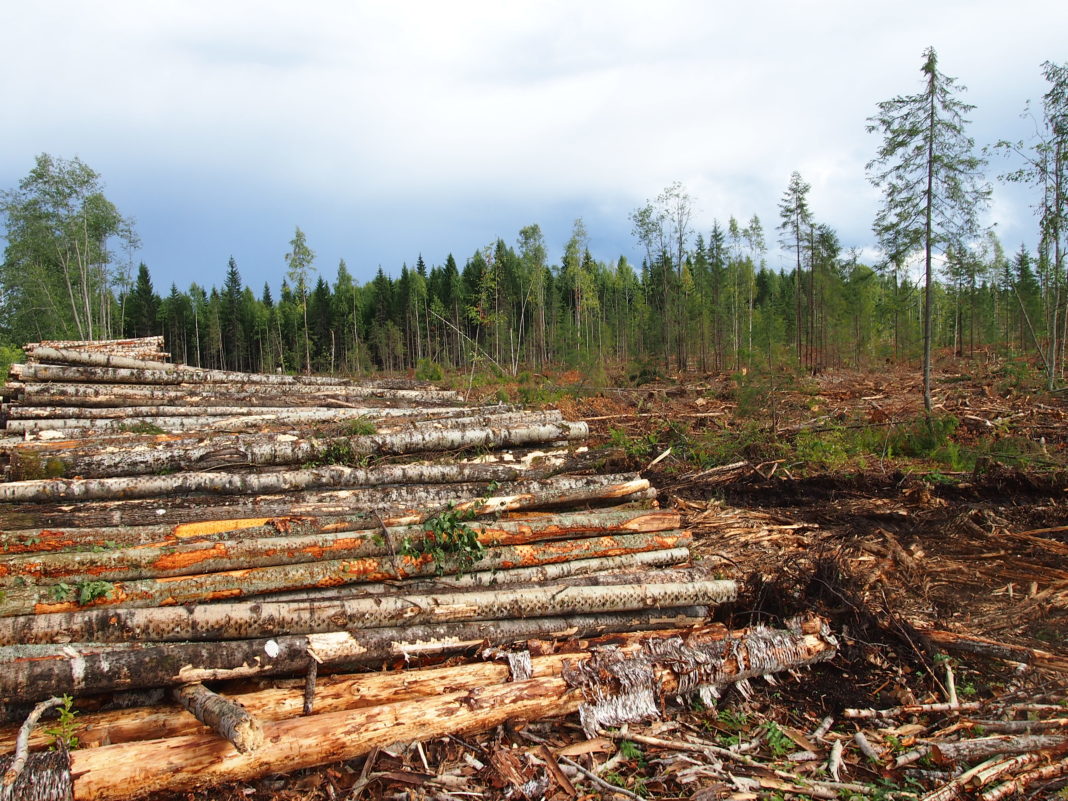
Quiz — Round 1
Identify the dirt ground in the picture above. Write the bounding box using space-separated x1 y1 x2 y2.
158 357 1068 800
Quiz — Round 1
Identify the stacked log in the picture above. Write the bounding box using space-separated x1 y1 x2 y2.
0 339 836 798
0 619 838 801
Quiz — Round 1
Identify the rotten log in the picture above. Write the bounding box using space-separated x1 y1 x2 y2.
57 620 839 801
3 419 584 480
0 529 688 617
0 578 729 644
0 607 713 701
0 474 652 531
0 509 681 581
171 683 262 754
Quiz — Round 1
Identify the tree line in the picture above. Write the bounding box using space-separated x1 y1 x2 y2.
1 53 1065 384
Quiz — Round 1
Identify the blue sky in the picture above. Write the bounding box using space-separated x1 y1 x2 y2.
2 1 1065 292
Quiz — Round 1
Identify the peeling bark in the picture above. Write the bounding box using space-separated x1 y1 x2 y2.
0 577 725 644
0 530 690 617
0 608 712 701
171 683 263 754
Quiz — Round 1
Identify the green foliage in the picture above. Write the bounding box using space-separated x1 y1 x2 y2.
0 344 22 382
608 427 659 461
762 721 793 758
618 740 643 761
401 505 485 577
50 583 73 602
76 580 113 605
44 695 79 751
344 418 377 437
415 358 444 381
626 355 663 386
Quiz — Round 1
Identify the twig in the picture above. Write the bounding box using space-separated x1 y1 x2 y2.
853 730 882 763
302 648 321 716
3 696 65 786
556 754 645 801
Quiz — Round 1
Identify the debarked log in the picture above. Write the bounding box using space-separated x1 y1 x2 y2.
0 530 689 617
0 509 681 582
0 607 715 701
0 578 730 644
0 474 651 531
60 620 839 801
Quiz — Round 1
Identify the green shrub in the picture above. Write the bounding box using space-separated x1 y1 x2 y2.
0 344 23 383
415 358 444 381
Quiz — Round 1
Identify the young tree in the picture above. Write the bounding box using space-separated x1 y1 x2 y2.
993 61 1068 387
867 47 989 413
284 226 316 373
222 256 244 370
777 172 813 367
124 262 159 338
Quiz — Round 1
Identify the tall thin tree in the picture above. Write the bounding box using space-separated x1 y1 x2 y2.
867 47 989 413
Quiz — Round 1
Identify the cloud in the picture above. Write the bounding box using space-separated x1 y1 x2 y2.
2 0 1066 288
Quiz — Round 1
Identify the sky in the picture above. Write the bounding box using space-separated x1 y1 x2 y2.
2 1 1066 292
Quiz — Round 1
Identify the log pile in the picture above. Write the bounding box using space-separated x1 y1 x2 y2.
0 338 835 799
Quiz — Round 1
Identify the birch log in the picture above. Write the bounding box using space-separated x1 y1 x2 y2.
0 607 713 700
10 362 459 397
0 530 688 617
3 420 585 480
0 579 727 644
0 462 528 504
0 510 681 581
10 382 455 408
0 474 651 530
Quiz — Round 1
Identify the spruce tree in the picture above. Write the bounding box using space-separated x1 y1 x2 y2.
867 47 989 413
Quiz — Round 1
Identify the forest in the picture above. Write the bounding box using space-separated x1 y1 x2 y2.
0 57 1064 389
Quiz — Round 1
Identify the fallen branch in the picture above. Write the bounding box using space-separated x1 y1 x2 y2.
172 683 263 754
